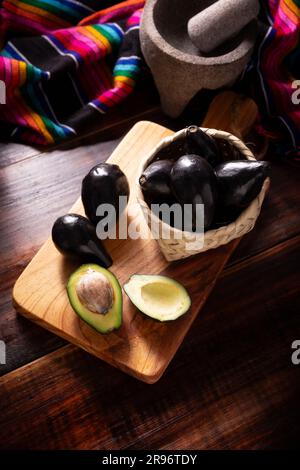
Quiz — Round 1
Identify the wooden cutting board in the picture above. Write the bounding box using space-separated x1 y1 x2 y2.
13 94 257 383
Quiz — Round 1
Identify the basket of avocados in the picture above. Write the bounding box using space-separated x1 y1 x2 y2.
137 126 270 262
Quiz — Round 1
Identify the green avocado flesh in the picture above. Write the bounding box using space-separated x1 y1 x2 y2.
123 274 191 321
67 264 122 333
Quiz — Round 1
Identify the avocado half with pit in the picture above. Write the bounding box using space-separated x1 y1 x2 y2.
124 274 191 321
67 264 122 333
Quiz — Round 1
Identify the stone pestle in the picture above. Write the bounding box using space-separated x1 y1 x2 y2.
188 0 260 54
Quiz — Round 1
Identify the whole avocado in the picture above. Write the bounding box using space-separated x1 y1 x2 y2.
214 160 270 224
139 159 174 205
82 163 129 226
52 213 112 267
185 126 221 167
151 127 220 166
215 160 270 207
170 154 218 231
140 159 183 229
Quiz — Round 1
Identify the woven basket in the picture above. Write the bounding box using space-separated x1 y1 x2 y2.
136 127 270 262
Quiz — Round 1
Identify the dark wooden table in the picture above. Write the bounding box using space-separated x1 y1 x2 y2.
0 84 300 450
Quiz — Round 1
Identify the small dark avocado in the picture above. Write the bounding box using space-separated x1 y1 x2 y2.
170 154 218 230
67 264 122 333
52 214 112 267
139 159 183 229
81 163 129 226
139 159 174 204
185 126 221 167
215 160 270 223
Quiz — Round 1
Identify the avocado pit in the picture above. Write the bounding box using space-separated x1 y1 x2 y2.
75 268 114 315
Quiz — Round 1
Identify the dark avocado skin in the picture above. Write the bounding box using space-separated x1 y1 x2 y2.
81 163 129 226
185 127 221 167
214 160 270 224
140 159 183 229
52 214 112 267
170 154 218 230
153 139 186 161
139 159 174 205
152 128 220 167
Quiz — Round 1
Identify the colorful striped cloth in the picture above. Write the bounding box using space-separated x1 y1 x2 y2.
243 0 300 161
0 0 145 145
0 0 299 159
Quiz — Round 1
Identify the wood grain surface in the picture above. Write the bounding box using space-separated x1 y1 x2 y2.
1 89 300 449
12 120 242 383
2 236 300 449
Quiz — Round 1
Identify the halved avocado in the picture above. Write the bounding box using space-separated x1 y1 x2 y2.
123 274 191 322
67 264 122 333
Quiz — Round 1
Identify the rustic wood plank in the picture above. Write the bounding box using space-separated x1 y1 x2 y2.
12 121 244 383
202 91 258 138
1 237 299 449
1 96 300 375
0 84 298 453
7 90 273 382
0 142 39 168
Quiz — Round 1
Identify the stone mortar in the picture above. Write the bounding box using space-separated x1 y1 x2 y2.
140 0 257 118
